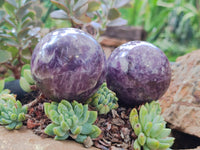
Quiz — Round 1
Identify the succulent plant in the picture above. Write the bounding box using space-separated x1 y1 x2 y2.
19 64 36 92
0 82 27 130
44 100 101 145
0 0 41 79
86 82 118 115
50 0 130 38
129 101 174 150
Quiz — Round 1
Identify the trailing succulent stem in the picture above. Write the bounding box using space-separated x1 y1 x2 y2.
0 80 27 130
19 64 36 92
86 82 118 115
44 100 101 146
129 101 174 150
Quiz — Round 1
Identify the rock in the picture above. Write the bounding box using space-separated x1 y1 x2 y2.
0 126 98 150
159 50 200 138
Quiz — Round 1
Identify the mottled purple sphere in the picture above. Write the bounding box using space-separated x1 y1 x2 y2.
107 41 171 106
31 28 106 102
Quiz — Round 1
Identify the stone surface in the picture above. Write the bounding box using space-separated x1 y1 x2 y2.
107 41 171 106
31 28 106 102
0 126 98 150
159 50 200 138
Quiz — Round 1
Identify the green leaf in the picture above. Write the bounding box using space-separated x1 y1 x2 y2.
81 123 93 134
3 2 16 16
87 111 97 124
1 118 12 124
146 137 159 149
0 79 5 93
87 1 100 12
19 77 31 92
61 100 72 111
0 50 12 63
144 122 153 136
73 0 88 12
54 133 69 140
89 125 101 138
75 134 87 143
10 113 17 121
71 125 81 135
16 1 33 20
133 139 141 150
44 123 57 136
51 0 70 13
6 0 17 8
15 122 23 129
74 103 83 118
53 126 66 137
18 113 26 122
134 123 142 136
60 120 70 132
21 17 32 29
108 8 120 20
107 18 127 27
49 110 59 124
139 105 148 128
158 137 174 146
23 69 35 85
50 10 70 20
150 123 165 138
17 27 30 39
138 132 146 146
5 122 16 130
99 105 110 114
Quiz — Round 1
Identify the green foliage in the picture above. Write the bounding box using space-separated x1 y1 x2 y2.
50 0 130 38
19 64 35 92
120 0 200 61
44 100 101 145
0 0 42 79
129 101 174 150
0 86 27 130
86 82 118 115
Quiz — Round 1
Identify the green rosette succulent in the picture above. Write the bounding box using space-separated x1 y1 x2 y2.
19 64 36 92
44 100 101 144
86 82 118 114
0 88 27 130
129 101 174 150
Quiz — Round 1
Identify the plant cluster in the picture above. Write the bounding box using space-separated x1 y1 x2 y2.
19 64 36 92
0 0 42 79
0 79 27 130
86 82 118 115
44 100 101 145
50 0 130 38
129 101 174 150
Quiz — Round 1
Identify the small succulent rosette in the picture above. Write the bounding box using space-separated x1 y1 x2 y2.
0 80 27 130
44 100 101 145
86 82 118 115
19 64 36 92
129 101 174 150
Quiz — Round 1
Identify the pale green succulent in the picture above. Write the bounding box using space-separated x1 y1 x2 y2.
44 100 101 144
0 83 27 130
86 82 118 115
129 101 174 150
19 64 36 92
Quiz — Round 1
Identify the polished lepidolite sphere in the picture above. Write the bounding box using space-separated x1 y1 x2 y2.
31 28 106 102
106 41 171 106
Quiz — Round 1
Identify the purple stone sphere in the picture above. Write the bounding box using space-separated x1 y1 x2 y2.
106 41 171 106
31 28 106 102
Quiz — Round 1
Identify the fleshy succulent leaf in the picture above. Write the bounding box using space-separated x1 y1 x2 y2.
129 101 174 150
87 83 118 115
